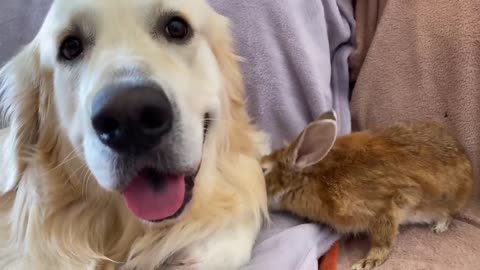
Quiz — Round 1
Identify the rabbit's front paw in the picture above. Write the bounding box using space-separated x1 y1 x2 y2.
432 217 452 234
351 258 383 270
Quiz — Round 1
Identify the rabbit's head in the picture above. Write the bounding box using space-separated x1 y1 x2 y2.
261 111 338 205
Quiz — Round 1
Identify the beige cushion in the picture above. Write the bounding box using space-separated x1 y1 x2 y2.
347 0 480 269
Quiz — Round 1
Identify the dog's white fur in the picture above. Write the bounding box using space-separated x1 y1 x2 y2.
0 0 269 269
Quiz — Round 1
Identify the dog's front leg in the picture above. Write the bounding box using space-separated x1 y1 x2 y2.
164 219 260 270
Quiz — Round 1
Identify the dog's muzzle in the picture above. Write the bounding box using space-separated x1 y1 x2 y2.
90 81 211 222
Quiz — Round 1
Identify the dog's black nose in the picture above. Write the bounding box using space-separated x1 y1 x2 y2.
91 82 173 153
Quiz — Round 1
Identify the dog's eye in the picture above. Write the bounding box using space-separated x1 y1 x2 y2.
60 36 84 61
165 17 191 41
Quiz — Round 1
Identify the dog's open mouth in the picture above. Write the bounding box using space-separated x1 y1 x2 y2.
122 167 195 222
120 114 211 222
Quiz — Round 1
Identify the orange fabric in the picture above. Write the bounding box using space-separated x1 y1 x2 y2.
319 241 339 270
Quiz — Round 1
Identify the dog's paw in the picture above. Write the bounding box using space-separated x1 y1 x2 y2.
164 260 199 269
120 261 200 270
163 252 200 270
163 263 200 270
351 258 383 270
118 265 136 270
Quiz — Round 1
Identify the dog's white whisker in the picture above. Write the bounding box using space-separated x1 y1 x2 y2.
43 149 78 174
80 166 91 200
64 164 88 188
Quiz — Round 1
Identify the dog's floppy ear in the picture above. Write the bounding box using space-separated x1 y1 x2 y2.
207 15 258 155
0 42 42 193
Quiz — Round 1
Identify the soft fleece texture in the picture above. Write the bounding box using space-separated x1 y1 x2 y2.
208 0 354 149
1 0 355 269
343 0 480 269
243 214 339 270
0 0 50 64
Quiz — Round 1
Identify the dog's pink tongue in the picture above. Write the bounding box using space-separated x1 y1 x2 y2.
122 174 185 221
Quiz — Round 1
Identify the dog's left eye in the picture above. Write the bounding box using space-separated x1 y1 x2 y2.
164 17 191 41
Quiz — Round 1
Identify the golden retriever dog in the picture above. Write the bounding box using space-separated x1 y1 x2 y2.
0 0 269 269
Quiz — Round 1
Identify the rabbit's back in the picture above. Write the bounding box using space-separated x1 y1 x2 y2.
302 121 473 230
378 121 473 210
326 121 472 189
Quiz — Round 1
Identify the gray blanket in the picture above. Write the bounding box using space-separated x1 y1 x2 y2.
209 0 353 149
0 0 354 269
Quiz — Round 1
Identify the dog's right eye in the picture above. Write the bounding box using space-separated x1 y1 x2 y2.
164 16 192 42
59 36 84 61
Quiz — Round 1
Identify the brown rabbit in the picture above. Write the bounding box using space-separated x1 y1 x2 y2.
261 111 473 270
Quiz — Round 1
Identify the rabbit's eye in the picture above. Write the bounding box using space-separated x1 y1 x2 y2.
261 159 275 175
261 165 273 175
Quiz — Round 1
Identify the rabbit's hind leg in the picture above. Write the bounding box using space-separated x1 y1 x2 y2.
351 213 399 270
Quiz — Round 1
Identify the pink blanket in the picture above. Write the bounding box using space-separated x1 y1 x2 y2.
345 0 480 269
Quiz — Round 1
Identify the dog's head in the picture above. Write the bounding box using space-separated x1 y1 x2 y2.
0 0 248 223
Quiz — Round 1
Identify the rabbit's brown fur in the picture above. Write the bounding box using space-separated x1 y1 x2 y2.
261 112 473 270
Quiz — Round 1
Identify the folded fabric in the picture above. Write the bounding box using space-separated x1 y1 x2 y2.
346 0 480 269
243 213 338 270
348 0 387 84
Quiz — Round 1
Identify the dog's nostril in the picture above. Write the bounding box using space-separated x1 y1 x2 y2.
139 106 171 132
92 116 121 141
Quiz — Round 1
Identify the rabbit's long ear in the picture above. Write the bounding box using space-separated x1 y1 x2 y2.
0 42 42 193
290 113 337 169
316 110 337 122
